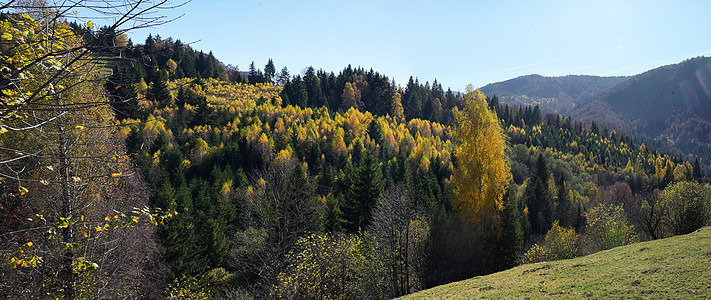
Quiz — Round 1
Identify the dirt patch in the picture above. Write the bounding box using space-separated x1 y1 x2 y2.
522 264 553 275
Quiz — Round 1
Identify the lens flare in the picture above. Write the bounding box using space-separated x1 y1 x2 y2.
678 80 699 112
695 63 711 98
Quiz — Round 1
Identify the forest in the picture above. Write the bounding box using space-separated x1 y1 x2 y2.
2 2 711 299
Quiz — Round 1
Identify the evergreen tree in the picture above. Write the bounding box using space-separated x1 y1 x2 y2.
526 153 552 235
495 184 523 270
264 58 276 84
304 66 328 108
248 61 261 84
693 158 703 183
289 75 309 108
105 66 141 120
277 66 291 86
344 151 385 232
146 70 172 107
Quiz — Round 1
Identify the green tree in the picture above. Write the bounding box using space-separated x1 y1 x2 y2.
660 181 711 235
495 184 523 270
693 158 703 183
147 71 172 107
526 154 552 235
344 151 385 232
264 58 276 84
106 66 142 120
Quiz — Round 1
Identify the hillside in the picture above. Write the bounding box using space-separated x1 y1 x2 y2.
402 226 711 299
479 74 628 114
570 56 711 161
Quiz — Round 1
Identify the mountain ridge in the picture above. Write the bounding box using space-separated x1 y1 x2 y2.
479 74 629 114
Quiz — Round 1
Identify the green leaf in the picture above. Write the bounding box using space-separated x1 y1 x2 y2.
1 32 12 40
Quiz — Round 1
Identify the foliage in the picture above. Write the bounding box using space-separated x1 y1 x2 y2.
659 181 711 235
452 87 510 229
274 233 385 300
522 221 578 263
583 204 637 252
165 276 211 300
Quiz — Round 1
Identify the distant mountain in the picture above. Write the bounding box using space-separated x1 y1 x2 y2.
570 56 711 161
480 74 628 114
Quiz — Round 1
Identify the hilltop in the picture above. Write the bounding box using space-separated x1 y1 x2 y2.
570 56 711 161
402 227 711 299
479 74 628 114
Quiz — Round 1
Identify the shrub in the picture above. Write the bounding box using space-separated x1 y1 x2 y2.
660 181 711 235
274 233 385 300
523 221 578 263
583 204 637 252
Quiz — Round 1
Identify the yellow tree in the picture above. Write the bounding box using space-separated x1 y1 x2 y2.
341 82 357 110
452 86 510 231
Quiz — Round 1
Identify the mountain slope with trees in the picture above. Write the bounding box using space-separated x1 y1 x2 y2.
479 74 628 114
570 56 711 162
3 3 710 297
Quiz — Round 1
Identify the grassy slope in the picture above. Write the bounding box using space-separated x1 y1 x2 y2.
403 227 711 299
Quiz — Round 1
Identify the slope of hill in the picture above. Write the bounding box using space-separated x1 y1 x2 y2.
570 56 711 161
402 227 711 299
479 74 628 114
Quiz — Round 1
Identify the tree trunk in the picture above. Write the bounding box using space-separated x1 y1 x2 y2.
58 124 75 299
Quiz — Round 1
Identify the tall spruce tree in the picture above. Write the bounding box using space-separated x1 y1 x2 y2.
526 153 552 235
344 151 385 232
146 71 172 107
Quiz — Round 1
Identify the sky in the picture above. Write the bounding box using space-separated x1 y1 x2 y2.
117 0 711 91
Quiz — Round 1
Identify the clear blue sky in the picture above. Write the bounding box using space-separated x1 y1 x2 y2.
123 0 711 91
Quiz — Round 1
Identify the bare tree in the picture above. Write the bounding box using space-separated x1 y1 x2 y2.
231 157 324 289
368 184 429 297
1 1 182 298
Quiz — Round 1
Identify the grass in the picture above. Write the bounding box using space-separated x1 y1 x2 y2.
402 227 711 299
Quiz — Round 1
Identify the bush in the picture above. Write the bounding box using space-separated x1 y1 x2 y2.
274 233 385 300
583 204 637 252
523 221 578 263
660 181 711 235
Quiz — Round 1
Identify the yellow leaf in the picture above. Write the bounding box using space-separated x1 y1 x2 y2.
86 21 94 28
111 173 121 178
75 125 85 131
26 242 33 247
18 186 28 195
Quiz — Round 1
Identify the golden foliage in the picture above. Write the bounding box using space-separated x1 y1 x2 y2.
452 87 510 226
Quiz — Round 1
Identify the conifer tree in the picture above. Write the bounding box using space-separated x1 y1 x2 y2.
526 154 552 234
147 71 172 107
106 66 142 120
693 158 703 183
264 58 276 84
495 184 523 270
344 151 385 232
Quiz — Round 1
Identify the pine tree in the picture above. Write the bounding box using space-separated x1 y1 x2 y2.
693 158 703 183
146 71 172 107
526 153 552 235
344 151 385 232
264 58 276 84
105 66 141 120
495 184 523 270
289 76 308 108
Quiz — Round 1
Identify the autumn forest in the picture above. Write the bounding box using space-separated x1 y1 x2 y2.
2 2 711 299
